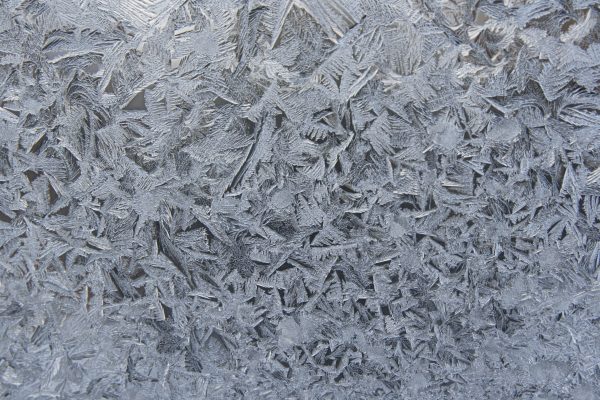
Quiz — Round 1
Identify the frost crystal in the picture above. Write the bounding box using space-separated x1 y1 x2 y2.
1 0 600 399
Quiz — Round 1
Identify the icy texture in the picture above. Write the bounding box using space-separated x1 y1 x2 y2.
1 0 600 399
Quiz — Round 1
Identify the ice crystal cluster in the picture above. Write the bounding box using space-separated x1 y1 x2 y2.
1 0 600 399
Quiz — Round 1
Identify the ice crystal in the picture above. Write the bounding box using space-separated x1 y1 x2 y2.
1 0 600 399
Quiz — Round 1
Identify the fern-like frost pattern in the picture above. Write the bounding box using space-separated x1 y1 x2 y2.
1 0 600 399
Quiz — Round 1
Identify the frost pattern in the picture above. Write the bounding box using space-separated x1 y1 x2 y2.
1 1 600 399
